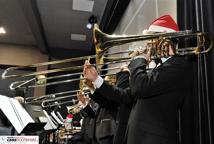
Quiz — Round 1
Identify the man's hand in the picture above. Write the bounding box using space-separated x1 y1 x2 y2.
15 96 24 104
77 91 89 106
130 48 151 63
129 48 143 58
84 79 95 90
83 60 98 82
120 64 130 73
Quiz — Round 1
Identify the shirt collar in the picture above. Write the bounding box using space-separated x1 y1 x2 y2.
161 56 172 63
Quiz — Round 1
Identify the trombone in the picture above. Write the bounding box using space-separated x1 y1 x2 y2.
40 73 117 112
27 75 89 106
10 66 121 90
26 74 116 107
40 76 91 114
67 104 83 115
40 88 87 108
25 89 82 104
41 96 79 108
1 24 212 89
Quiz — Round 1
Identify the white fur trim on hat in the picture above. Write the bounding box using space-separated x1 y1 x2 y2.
148 25 176 33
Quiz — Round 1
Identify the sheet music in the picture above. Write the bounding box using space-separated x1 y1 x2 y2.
51 111 63 125
39 110 57 130
0 95 34 134
56 111 64 122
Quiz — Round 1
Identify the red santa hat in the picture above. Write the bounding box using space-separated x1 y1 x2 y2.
143 15 179 34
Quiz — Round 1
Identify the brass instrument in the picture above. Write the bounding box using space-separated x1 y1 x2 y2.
66 75 91 114
93 24 212 56
25 89 81 104
104 75 117 85
41 95 80 108
67 104 82 115
1 24 212 90
9 66 120 90
67 71 117 114
25 73 117 106
37 75 88 108
4 24 212 111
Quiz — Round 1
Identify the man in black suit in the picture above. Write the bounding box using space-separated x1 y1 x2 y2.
77 89 117 144
83 15 194 144
83 66 132 144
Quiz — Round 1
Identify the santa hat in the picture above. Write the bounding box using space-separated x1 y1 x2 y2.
143 15 179 34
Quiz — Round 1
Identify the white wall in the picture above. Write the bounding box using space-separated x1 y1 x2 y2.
107 0 177 72
0 44 48 66
116 0 177 35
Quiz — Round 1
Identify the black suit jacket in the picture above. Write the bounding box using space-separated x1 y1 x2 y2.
113 71 132 144
94 71 132 144
84 72 131 144
96 56 193 144
82 92 117 144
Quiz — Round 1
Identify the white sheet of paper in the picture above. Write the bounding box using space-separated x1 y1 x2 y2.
38 116 54 131
41 110 57 130
51 111 63 125
56 111 64 122
0 95 34 134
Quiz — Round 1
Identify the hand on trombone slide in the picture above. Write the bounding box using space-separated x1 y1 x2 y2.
120 64 130 73
129 47 152 63
83 60 98 82
77 91 90 106
83 78 95 90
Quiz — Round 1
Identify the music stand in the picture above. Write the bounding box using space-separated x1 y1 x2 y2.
0 95 46 134
39 110 59 131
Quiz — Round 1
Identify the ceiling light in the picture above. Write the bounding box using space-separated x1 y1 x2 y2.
0 27 6 34
73 0 94 12
71 34 86 41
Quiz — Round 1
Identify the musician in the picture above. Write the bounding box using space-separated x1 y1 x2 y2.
83 15 194 144
76 92 92 144
77 87 117 144
80 65 132 144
